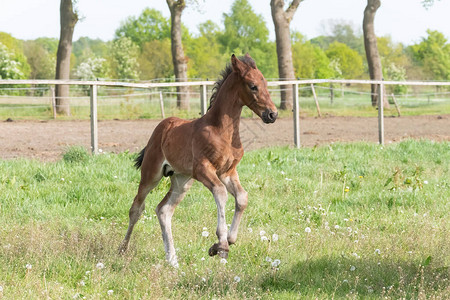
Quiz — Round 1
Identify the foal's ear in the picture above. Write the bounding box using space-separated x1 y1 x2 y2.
231 54 247 77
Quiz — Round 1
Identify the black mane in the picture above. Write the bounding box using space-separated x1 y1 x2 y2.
208 55 256 110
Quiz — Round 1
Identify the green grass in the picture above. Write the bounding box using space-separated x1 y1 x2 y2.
0 140 449 298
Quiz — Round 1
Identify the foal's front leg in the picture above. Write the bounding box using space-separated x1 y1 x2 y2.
222 171 248 245
195 163 230 259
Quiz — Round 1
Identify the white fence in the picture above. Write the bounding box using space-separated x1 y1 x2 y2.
1 79 450 153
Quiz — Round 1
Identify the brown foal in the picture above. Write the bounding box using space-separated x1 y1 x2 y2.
119 54 278 267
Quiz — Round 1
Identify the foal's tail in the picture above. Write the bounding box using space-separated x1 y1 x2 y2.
134 147 146 169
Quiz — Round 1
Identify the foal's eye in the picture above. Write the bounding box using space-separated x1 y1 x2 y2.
249 85 258 91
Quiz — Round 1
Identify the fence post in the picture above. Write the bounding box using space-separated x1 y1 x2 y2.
200 84 207 116
51 86 56 119
293 83 300 148
330 83 334 105
378 81 384 145
311 84 322 117
159 91 165 119
90 84 99 154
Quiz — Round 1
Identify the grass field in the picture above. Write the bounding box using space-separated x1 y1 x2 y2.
0 140 449 299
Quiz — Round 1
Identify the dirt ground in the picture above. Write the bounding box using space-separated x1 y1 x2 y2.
1 115 449 161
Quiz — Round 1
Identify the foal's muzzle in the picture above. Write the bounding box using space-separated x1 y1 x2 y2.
262 109 278 124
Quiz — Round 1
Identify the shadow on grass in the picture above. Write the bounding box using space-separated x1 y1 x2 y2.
259 256 448 298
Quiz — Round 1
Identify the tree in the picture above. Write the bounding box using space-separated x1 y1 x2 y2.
185 21 227 80
0 42 27 79
422 0 440 8
0 32 31 78
408 30 450 81
363 0 388 107
313 20 364 54
325 42 364 79
138 39 173 80
109 37 140 80
219 0 277 79
115 8 171 48
167 0 190 109
291 35 335 79
23 40 56 79
55 0 79 115
270 0 302 110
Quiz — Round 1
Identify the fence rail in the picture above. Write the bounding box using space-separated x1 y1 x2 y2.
1 79 449 153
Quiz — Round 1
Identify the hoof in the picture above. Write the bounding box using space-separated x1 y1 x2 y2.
118 241 128 255
208 243 229 258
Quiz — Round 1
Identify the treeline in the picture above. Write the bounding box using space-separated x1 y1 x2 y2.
1 1 450 84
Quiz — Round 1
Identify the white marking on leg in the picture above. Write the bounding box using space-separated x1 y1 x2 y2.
156 175 193 268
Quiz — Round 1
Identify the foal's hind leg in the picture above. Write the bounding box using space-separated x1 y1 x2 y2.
118 154 164 254
156 174 193 268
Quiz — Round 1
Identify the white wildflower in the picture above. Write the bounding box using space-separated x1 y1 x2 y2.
220 258 227 265
96 262 105 269
247 227 253 233
272 233 279 242
265 256 272 262
271 259 281 267
107 290 113 296
374 249 381 255
202 230 209 237
234 276 241 283
261 236 268 241
305 227 311 233
25 264 32 270
350 265 356 272
334 225 340 229
259 230 266 236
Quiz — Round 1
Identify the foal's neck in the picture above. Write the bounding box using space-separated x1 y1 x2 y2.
205 73 243 145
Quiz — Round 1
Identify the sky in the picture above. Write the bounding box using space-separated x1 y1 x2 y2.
0 0 449 46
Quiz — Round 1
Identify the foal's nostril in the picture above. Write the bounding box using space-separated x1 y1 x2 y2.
268 111 278 121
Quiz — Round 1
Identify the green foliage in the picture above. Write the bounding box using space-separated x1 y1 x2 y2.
311 21 364 54
72 37 110 69
0 32 31 79
219 0 277 78
408 30 450 80
138 40 173 80
185 21 227 79
326 41 364 79
292 39 335 79
74 56 110 80
23 40 56 79
115 8 171 48
0 43 26 79
0 141 449 298
109 37 140 80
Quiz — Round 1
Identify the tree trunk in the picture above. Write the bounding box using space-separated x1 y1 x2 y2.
55 0 78 116
167 0 189 110
270 0 302 110
363 0 389 108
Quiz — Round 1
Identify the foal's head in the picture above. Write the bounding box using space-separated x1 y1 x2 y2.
231 54 278 124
